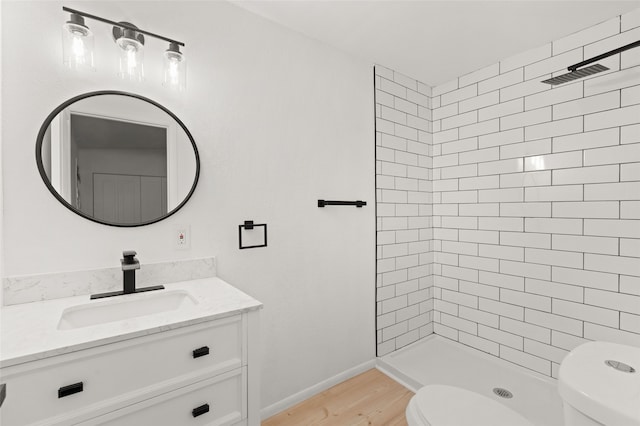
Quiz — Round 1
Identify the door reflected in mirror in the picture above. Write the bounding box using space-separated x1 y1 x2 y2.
37 92 199 226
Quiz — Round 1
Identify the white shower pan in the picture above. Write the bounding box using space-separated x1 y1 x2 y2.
378 335 563 426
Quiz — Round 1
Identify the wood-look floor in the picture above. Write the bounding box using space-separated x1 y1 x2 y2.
262 369 414 426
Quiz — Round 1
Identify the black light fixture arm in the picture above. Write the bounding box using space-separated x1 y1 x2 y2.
568 39 640 71
62 6 185 47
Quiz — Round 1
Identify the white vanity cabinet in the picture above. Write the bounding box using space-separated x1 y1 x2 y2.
0 279 262 426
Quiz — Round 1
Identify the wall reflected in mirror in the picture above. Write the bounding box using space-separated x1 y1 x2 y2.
38 93 199 226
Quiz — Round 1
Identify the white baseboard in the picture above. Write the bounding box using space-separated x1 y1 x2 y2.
260 359 376 420
375 359 421 393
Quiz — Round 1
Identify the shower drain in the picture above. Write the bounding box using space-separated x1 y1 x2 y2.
493 388 513 399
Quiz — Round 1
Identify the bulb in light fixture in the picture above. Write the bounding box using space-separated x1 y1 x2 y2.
62 13 94 71
163 42 186 91
115 25 144 81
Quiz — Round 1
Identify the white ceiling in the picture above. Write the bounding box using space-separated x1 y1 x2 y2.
233 0 640 87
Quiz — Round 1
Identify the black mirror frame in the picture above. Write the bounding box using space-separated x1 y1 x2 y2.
35 90 200 227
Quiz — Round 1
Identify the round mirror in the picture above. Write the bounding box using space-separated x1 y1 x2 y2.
36 91 199 227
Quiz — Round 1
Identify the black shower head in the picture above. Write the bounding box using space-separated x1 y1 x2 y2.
540 39 639 85
540 64 610 85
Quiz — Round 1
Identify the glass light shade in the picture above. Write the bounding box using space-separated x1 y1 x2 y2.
163 46 186 91
62 20 95 71
116 34 144 81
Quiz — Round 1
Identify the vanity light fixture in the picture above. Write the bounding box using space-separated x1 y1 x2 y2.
113 23 145 81
62 12 95 71
163 42 186 91
61 7 186 89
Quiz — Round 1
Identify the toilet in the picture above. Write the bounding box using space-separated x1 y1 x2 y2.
558 341 640 426
405 384 534 426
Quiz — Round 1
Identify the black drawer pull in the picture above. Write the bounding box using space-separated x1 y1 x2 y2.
192 346 210 358
192 403 209 418
58 382 83 398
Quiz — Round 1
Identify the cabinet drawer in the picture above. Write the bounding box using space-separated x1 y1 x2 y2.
0 316 243 425
82 367 246 426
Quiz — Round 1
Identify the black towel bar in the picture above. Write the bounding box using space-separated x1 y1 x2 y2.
318 200 367 208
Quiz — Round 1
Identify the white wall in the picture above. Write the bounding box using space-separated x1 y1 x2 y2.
1 0 375 410
429 9 640 377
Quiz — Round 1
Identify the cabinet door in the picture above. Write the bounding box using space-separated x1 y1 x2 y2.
0 316 242 425
140 176 167 221
82 368 246 426
93 173 142 223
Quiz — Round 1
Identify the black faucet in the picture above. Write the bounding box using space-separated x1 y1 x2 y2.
90 251 165 299
122 250 140 294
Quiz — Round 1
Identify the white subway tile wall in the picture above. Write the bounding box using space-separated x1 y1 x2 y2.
428 9 640 377
376 66 434 356
376 8 640 374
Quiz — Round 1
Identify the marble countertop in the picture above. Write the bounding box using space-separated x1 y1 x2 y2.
0 277 262 368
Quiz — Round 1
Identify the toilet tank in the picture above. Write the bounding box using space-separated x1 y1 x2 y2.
562 402 605 426
558 341 640 426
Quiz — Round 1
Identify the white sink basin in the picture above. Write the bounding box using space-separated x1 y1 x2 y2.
57 290 198 330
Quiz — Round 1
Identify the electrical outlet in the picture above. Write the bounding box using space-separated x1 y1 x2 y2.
175 226 190 250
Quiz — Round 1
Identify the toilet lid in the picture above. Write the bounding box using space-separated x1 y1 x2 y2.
414 385 534 426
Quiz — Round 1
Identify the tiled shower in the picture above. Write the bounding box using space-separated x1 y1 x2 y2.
376 8 640 378
375 68 435 355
